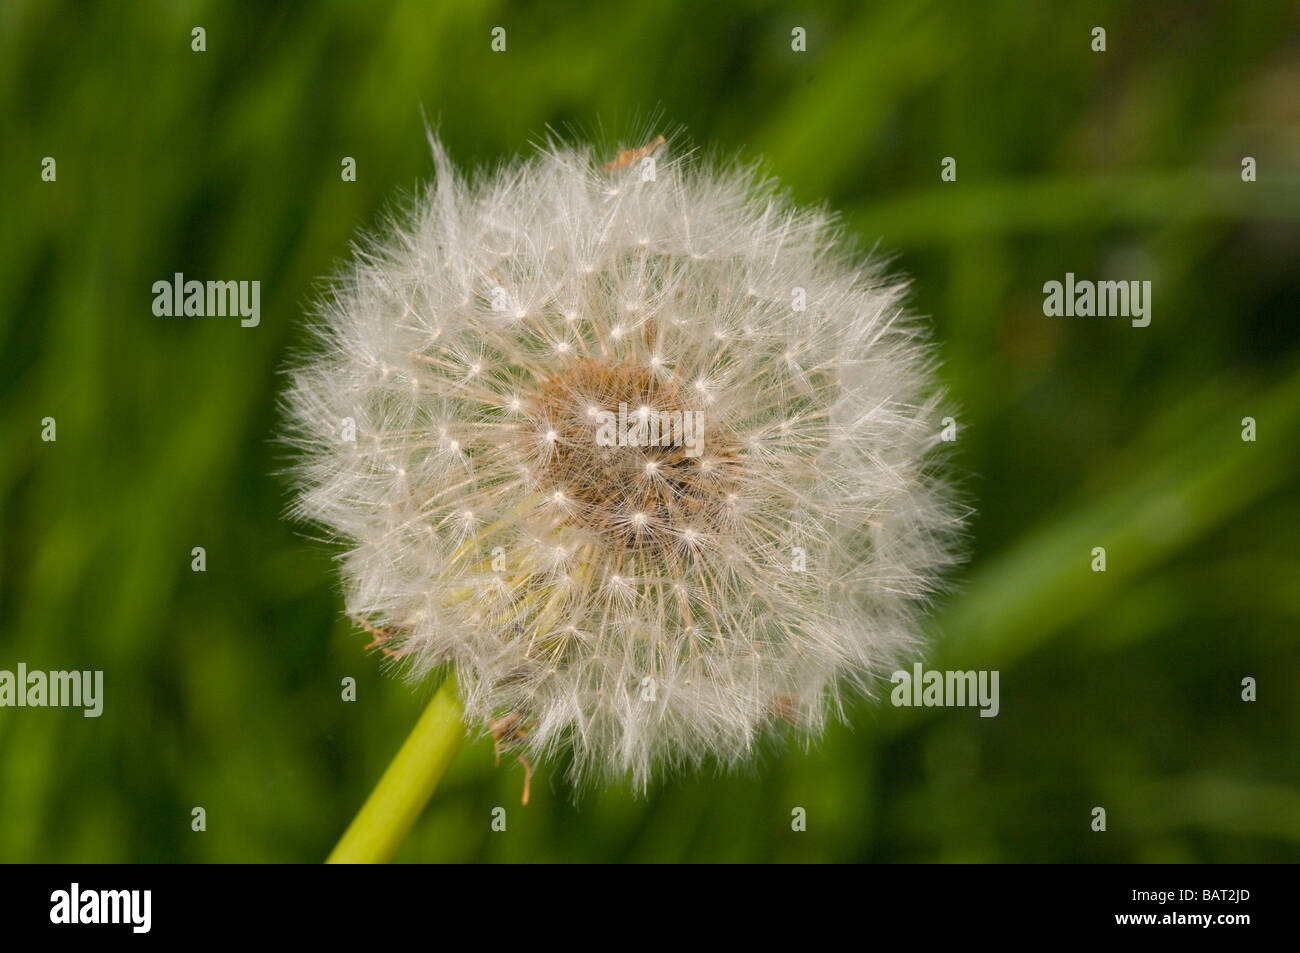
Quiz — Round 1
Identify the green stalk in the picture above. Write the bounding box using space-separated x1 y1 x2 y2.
326 674 466 864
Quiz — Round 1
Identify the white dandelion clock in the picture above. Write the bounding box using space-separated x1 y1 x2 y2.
285 131 966 796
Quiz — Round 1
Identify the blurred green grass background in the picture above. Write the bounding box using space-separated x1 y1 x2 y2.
2 0 1298 862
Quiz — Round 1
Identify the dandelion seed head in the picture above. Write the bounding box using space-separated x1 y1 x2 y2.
283 131 967 790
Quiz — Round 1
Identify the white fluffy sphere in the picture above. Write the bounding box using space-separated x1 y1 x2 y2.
284 132 965 789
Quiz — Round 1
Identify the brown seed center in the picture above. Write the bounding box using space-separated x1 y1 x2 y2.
525 359 737 550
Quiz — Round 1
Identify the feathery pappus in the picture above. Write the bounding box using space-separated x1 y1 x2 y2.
283 129 967 791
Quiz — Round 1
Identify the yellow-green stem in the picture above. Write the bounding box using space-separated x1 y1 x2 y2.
326 674 466 864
